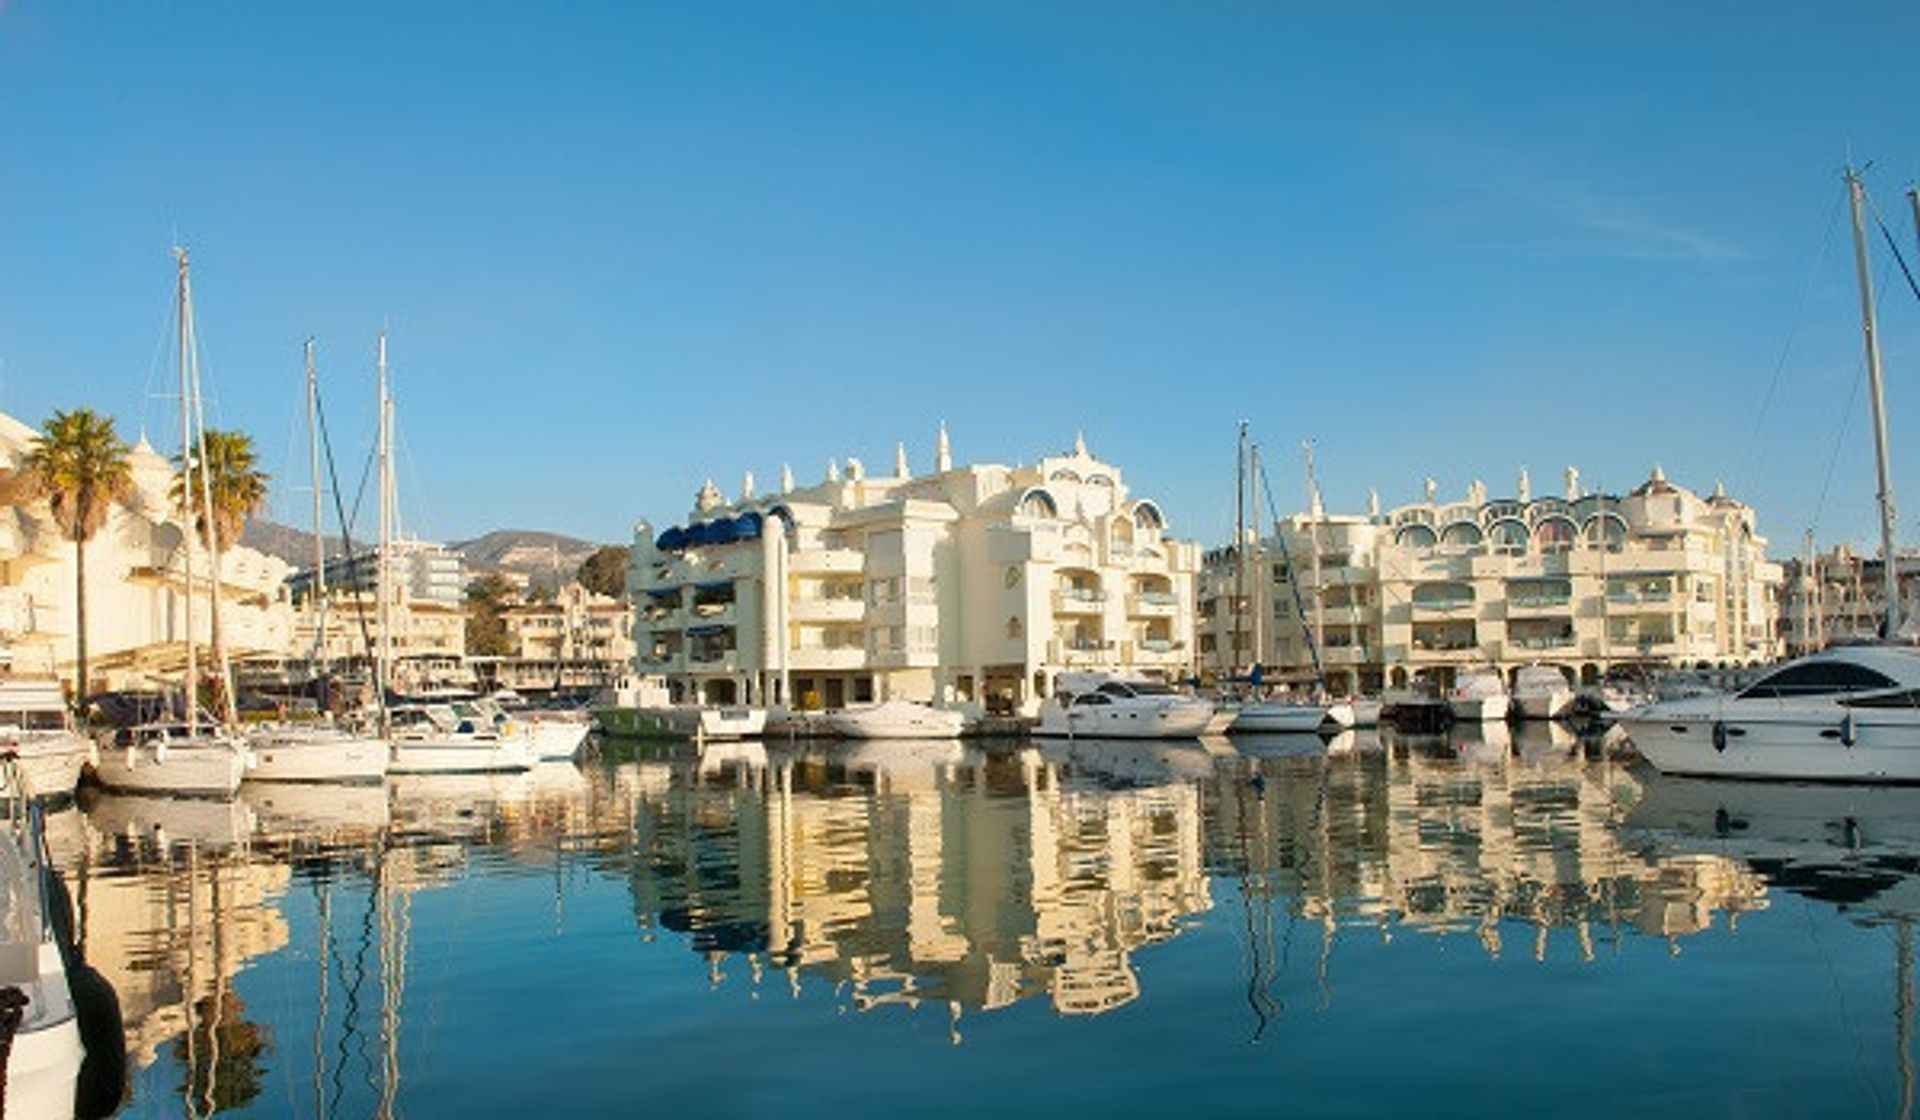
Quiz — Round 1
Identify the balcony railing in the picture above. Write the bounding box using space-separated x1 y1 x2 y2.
1052 589 1107 613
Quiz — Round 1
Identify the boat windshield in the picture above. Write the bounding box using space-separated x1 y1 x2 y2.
1738 659 1899 700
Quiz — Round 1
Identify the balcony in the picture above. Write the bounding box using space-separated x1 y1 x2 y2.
1126 591 1180 617
1052 588 1107 614
788 548 865 574
787 647 867 671
789 597 865 623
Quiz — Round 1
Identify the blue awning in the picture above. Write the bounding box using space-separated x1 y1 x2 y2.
685 624 730 636
693 578 734 592
643 586 681 599
655 527 688 551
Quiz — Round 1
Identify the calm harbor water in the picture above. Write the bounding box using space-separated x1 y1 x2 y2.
58 727 1920 1117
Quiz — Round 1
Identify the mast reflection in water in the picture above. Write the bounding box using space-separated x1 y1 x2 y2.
45 733 1920 1116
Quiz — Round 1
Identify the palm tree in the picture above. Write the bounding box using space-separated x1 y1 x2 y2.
172 429 270 721
10 409 134 714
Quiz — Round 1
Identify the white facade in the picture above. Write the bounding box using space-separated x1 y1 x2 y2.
0 411 295 690
1199 466 1784 693
629 432 1200 715
489 581 634 692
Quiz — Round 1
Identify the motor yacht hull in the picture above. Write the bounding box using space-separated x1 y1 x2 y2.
1619 701 1920 782
91 742 247 798
1512 690 1573 721
824 702 966 739
245 731 389 783
528 719 591 760
1448 696 1510 723
388 735 534 774
1033 704 1216 739
4 734 92 801
1229 702 1355 734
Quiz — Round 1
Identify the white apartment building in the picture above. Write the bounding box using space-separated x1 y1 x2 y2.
271 539 469 693
629 431 1200 715
0 411 295 691
488 581 635 693
1779 545 1920 656
1199 466 1783 693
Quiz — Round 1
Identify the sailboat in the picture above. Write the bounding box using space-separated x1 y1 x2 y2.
366 338 531 775
1230 432 1354 735
1618 169 1920 781
92 249 248 798
244 340 389 783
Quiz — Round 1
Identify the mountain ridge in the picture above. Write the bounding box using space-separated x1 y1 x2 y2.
241 518 616 579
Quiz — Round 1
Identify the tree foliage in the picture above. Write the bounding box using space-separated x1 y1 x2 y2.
576 545 629 599
12 408 134 711
171 428 270 550
465 572 518 657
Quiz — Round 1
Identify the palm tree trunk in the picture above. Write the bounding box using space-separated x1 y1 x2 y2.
74 535 88 716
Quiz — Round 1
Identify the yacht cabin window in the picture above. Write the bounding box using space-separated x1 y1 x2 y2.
1738 661 1898 699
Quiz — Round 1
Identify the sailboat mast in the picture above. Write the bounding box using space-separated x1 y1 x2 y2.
1235 421 1248 683
376 335 393 707
306 339 329 674
1845 168 1901 637
176 249 198 734
185 279 237 728
1304 440 1327 695
1249 442 1265 675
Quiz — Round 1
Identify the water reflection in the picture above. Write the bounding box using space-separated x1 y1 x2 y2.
40 730 1920 1112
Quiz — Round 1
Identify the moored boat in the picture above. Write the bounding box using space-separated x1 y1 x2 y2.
90 722 248 798
386 703 534 774
245 724 390 783
1228 698 1354 734
823 699 966 739
1033 674 1214 740
1448 668 1510 723
0 680 93 800
1511 664 1574 720
1616 644 1920 782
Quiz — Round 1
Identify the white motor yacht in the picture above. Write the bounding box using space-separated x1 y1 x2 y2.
824 700 966 739
1448 668 1510 723
525 713 592 760
0 681 93 800
1228 698 1355 734
1033 674 1215 740
1617 643 1920 782
90 722 248 798
0 763 107 1118
1511 665 1574 721
245 723 389 783
386 702 534 774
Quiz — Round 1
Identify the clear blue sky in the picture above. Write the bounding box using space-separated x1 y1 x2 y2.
3 1 1917 556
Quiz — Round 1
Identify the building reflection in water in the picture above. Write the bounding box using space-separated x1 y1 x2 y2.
34 728 1839 1113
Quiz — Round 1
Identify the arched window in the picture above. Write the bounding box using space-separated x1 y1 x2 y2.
1488 518 1530 554
1018 488 1059 519
1533 516 1578 553
1396 523 1438 549
1440 522 1485 550
1132 501 1167 532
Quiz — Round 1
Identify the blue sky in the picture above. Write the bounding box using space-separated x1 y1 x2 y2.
2 2 1918 554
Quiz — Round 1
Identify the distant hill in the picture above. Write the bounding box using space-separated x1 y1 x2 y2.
242 519 616 583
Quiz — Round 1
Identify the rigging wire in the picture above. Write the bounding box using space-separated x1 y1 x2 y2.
1737 193 1842 496
1253 445 1327 692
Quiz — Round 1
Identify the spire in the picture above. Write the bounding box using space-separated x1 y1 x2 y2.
935 421 952 472
827 458 840 483
1073 431 1088 458
1517 467 1531 503
895 441 909 478
1468 478 1486 506
695 478 723 512
1650 463 1666 484
1368 489 1381 521
742 471 756 500
1423 477 1437 503
781 463 795 493
1565 465 1580 500
846 457 865 481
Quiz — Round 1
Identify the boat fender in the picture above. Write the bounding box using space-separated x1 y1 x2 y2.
45 870 126 1119
123 745 137 771
1711 721 1728 752
153 739 169 766
1841 713 1858 747
69 962 126 1119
